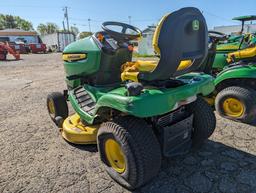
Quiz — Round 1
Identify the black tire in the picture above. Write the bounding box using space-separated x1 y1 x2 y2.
215 86 256 124
25 47 30 54
187 97 216 149
46 92 68 126
97 116 162 190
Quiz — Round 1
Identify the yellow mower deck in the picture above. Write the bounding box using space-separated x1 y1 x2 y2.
61 113 99 144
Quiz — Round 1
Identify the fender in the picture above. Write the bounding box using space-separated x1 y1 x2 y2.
69 73 215 124
214 64 256 86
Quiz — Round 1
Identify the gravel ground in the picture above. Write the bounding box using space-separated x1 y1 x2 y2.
0 53 255 193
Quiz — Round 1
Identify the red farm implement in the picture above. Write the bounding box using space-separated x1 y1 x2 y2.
0 42 20 60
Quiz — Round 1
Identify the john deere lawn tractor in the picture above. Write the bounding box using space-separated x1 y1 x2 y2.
201 31 256 124
47 7 216 189
213 15 256 69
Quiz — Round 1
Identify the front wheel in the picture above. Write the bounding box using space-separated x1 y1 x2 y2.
46 92 68 127
215 86 256 124
97 116 162 190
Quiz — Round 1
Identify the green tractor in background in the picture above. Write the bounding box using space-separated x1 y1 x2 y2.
47 7 217 189
213 15 256 69
203 30 256 124
200 15 256 124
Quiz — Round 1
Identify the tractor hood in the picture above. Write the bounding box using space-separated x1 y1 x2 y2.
63 36 100 53
62 37 101 78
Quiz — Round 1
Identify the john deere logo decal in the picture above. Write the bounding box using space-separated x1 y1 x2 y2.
192 20 200 31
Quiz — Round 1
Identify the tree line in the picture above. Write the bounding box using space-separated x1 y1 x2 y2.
0 14 33 31
0 14 92 39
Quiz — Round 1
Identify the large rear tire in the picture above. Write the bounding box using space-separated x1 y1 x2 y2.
97 116 162 190
215 86 256 124
187 97 216 149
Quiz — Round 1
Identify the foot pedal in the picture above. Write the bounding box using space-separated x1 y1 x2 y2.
74 86 96 115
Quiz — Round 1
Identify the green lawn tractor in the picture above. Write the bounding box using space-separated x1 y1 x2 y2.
202 31 256 124
213 15 256 69
47 7 216 189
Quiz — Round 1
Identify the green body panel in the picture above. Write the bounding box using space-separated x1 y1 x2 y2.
68 73 215 124
213 38 248 69
251 36 256 44
214 64 256 86
227 35 243 43
213 51 229 69
63 37 101 87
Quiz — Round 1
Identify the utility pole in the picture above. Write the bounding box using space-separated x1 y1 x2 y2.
63 6 70 32
88 18 91 32
128 16 131 24
62 21 66 32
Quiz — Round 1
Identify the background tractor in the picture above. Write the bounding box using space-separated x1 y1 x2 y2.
202 30 256 124
213 15 256 70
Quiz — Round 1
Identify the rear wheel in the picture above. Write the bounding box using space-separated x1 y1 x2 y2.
46 92 68 127
187 97 216 149
97 116 161 190
215 86 256 124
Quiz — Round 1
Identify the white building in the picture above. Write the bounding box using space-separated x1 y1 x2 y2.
40 32 75 52
213 24 256 35
0 29 41 43
138 26 156 55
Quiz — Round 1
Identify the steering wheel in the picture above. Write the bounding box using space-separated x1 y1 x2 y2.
102 21 142 42
208 30 228 42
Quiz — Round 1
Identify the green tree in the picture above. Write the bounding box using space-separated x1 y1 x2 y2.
0 15 5 29
71 26 79 35
37 23 47 35
0 14 33 31
79 31 93 39
46 22 59 34
37 23 59 35
15 16 33 31
3 15 17 29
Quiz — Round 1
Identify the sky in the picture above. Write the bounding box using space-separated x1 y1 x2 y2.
1 0 256 33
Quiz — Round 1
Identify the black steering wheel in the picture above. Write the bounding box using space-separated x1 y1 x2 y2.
208 30 228 42
102 21 142 42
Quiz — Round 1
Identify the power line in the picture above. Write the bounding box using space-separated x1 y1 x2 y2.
69 17 157 25
72 23 87 27
202 10 240 24
70 17 104 22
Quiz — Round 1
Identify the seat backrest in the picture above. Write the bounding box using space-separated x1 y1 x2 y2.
138 7 208 81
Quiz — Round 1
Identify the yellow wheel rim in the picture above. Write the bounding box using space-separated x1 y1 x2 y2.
105 139 126 173
222 98 245 117
48 99 55 118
